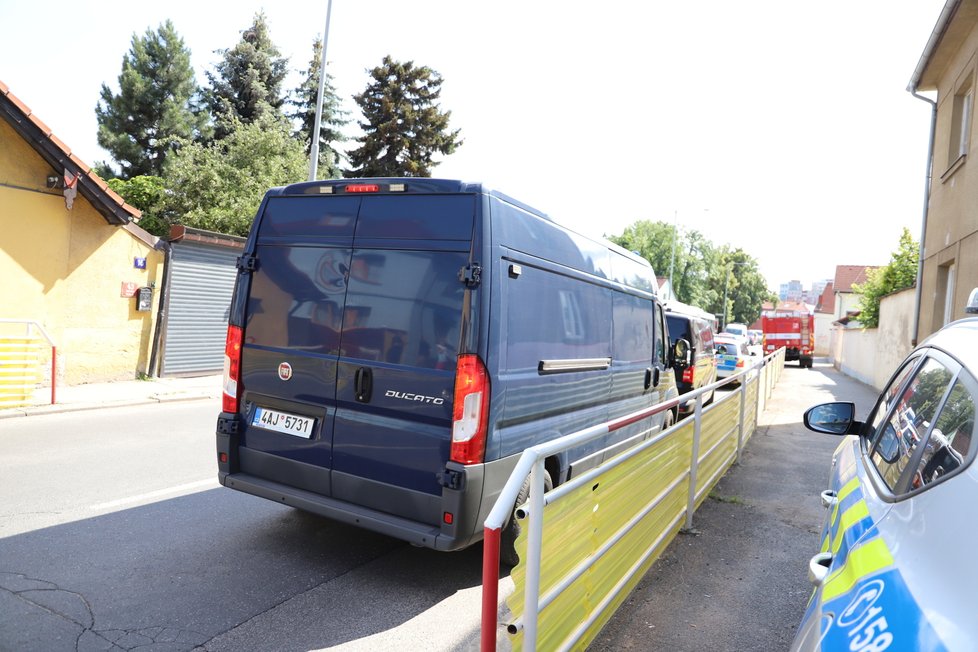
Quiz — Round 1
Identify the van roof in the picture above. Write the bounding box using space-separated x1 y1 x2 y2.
268 177 655 276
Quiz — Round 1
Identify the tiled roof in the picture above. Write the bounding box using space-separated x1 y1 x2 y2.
816 281 836 314
0 79 140 225
833 265 877 293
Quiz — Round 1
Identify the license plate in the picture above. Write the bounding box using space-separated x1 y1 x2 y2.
251 407 314 438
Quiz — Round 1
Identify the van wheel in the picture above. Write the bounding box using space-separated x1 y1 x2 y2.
663 409 675 430
500 469 553 567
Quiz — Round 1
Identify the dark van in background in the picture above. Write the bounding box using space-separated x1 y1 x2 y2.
664 300 717 416
216 178 681 562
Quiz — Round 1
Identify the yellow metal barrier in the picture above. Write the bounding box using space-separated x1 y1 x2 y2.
0 336 45 409
491 349 786 651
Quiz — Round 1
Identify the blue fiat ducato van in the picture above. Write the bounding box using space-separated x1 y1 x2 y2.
216 178 681 562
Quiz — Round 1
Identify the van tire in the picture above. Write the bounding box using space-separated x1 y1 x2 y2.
663 409 675 431
501 469 553 568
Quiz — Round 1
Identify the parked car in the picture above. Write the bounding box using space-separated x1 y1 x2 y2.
747 328 763 346
723 322 748 340
714 333 751 382
665 301 718 416
792 307 978 651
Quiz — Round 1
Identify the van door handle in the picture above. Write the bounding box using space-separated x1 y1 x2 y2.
820 490 838 509
354 367 373 403
645 368 653 390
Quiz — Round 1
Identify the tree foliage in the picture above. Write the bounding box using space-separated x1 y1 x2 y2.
346 56 462 177
96 21 206 178
206 11 289 140
609 220 772 326
289 38 348 179
162 114 307 236
107 175 170 237
853 228 919 328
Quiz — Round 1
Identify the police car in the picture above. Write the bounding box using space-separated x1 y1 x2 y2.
791 289 978 651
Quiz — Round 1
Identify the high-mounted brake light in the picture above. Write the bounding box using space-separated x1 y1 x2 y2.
450 354 489 464
222 325 243 413
345 184 380 193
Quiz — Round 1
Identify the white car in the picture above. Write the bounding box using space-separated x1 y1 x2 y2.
792 308 978 651
714 333 750 381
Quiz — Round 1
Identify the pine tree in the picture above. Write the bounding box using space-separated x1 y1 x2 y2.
346 56 462 177
206 11 289 140
289 38 349 179
95 21 206 178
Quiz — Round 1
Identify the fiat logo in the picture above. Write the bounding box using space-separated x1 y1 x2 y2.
278 362 293 381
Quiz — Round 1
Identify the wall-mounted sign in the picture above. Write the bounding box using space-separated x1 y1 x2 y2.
121 281 138 298
136 287 153 312
134 257 147 269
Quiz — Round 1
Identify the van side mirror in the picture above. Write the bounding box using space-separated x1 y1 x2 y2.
673 339 691 368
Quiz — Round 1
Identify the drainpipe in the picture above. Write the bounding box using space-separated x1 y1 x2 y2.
908 90 936 347
906 0 959 346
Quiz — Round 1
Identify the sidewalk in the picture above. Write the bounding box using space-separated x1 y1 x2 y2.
0 374 223 419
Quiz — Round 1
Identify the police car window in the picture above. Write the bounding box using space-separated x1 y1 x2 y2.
911 377 977 488
870 357 954 491
868 356 921 436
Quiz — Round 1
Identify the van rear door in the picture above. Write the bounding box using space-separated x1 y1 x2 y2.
239 191 476 526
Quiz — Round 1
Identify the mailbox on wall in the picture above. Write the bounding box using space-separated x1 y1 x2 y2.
136 287 153 312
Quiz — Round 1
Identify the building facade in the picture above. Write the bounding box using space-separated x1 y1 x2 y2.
910 0 978 340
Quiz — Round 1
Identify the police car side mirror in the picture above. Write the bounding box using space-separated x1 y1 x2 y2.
804 402 860 436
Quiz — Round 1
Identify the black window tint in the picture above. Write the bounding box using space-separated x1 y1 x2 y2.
342 250 468 369
258 196 359 238
913 378 977 487
245 245 352 354
503 265 611 371
666 315 690 346
868 356 921 435
653 302 665 365
870 357 954 491
357 195 475 240
614 293 653 365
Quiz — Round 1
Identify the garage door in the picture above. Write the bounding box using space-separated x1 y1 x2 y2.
160 241 240 376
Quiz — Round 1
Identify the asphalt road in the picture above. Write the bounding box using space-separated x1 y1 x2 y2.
0 400 490 652
589 359 880 651
1 360 881 651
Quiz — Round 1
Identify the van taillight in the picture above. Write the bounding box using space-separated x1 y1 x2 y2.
682 366 694 384
222 325 243 413
450 354 489 464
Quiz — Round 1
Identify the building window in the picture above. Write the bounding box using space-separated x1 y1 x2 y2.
942 262 957 326
948 79 973 170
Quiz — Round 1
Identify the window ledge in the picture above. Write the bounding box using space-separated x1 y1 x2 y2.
941 153 967 183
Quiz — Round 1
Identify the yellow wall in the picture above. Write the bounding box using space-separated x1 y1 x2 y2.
0 117 164 384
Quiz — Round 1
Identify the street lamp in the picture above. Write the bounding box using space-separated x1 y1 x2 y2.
721 261 748 331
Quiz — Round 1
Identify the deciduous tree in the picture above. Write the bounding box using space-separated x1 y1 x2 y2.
853 228 919 328
162 114 306 236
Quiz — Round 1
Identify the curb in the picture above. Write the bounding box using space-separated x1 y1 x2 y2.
0 392 218 420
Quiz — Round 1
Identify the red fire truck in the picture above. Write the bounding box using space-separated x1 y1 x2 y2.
761 307 814 368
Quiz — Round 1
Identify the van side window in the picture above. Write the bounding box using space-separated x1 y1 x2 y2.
613 293 653 365
503 264 610 371
653 302 665 365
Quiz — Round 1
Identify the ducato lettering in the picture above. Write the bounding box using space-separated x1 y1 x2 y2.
385 389 445 405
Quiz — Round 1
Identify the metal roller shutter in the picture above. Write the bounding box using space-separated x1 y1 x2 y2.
160 241 239 376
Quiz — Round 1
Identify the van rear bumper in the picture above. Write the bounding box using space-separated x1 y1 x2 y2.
218 470 471 549
217 423 497 552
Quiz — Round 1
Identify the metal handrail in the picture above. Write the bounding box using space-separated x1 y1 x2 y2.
480 347 786 651
0 319 57 405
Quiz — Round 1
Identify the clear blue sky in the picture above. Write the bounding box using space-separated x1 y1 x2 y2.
0 0 947 291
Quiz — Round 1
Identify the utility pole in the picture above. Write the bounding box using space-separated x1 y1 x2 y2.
308 0 334 182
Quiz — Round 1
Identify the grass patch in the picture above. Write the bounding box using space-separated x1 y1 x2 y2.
709 490 746 505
